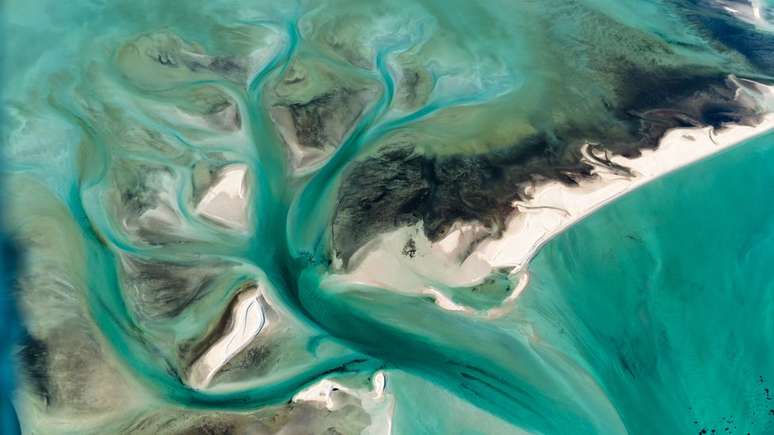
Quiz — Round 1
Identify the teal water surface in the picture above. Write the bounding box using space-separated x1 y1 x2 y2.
4 0 774 434
516 130 774 433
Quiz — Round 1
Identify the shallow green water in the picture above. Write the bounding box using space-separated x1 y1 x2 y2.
4 0 774 433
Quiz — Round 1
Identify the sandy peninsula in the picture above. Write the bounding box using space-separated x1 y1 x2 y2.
327 80 774 315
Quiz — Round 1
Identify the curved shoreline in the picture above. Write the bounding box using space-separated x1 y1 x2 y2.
484 114 774 273
330 82 774 315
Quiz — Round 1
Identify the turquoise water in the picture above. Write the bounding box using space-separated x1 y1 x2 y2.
517 130 774 433
4 0 774 433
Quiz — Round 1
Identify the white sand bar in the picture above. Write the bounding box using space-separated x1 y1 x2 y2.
292 371 394 435
188 286 265 390
195 163 250 231
328 80 774 313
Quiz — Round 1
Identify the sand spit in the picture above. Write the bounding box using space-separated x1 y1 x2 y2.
293 371 394 435
188 286 265 390
328 81 774 315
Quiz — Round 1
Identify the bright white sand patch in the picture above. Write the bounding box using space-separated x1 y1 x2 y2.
478 113 774 274
188 286 265 390
195 163 250 231
328 80 774 314
293 371 394 435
